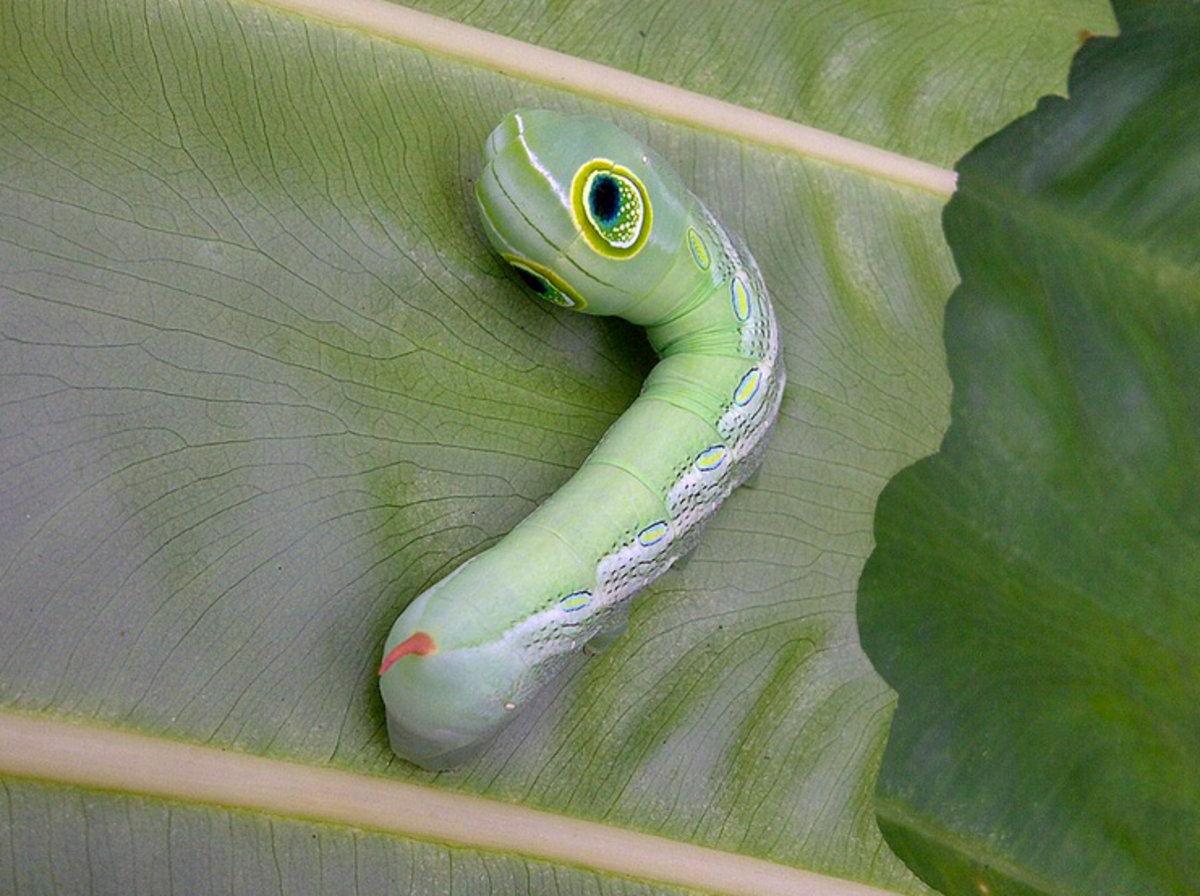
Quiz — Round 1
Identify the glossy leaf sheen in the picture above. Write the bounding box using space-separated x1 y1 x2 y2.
859 2 1200 894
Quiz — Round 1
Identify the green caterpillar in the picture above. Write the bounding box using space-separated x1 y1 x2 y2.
379 110 785 769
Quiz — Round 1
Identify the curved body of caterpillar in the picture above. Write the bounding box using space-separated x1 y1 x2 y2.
379 110 785 769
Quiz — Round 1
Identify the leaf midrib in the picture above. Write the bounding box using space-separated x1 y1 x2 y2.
250 0 957 195
0 712 904 896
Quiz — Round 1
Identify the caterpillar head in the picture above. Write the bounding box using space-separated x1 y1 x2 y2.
476 109 690 320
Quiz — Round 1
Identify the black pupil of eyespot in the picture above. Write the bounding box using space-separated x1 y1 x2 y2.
516 267 550 295
589 175 621 225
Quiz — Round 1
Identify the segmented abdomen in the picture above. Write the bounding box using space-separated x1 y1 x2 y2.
504 202 784 667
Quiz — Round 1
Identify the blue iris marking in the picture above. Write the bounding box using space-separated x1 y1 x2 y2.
589 175 621 225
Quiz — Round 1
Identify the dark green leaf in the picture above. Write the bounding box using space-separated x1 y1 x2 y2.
860 3 1200 894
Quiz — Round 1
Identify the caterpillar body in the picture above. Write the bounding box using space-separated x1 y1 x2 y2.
379 110 785 769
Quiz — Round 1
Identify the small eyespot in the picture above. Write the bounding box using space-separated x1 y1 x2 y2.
572 159 652 258
503 256 587 310
515 266 552 296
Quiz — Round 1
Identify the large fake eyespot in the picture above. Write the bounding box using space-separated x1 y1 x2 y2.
503 255 587 310
571 159 652 258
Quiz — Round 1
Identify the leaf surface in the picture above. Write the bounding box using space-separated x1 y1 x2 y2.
398 0 1115 166
0 0 1107 891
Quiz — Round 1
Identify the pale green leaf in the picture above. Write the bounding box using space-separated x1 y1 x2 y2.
396 0 1115 167
0 0 1107 891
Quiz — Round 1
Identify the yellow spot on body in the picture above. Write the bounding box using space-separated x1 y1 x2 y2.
687 227 710 270
731 276 751 321
733 368 761 406
637 520 669 546
695 445 727 472
560 591 592 612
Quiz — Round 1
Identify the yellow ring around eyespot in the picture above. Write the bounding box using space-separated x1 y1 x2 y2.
503 255 588 311
571 158 653 259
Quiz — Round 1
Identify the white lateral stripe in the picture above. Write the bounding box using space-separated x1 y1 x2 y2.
251 0 957 196
514 111 567 199
0 712 903 896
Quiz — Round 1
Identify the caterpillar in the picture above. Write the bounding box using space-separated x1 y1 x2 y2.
379 110 785 769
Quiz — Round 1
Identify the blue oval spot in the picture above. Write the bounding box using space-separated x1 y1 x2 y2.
733 368 761 407
731 276 751 321
695 445 728 472
560 591 592 612
687 228 710 270
637 521 669 547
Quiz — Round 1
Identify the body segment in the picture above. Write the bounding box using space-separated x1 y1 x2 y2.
380 110 785 769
